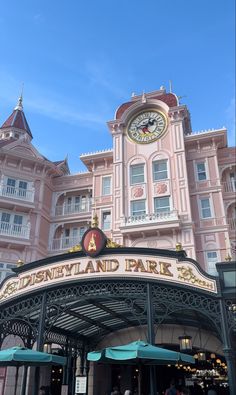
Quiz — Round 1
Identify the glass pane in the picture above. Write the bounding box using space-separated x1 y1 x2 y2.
14 215 23 225
102 177 111 195
154 197 170 212
1 213 10 222
153 160 168 181
7 178 16 187
131 165 144 184
19 181 27 189
201 199 210 209
102 212 111 229
197 163 205 172
131 200 146 215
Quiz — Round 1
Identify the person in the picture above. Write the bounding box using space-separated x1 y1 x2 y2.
124 390 132 395
165 381 180 395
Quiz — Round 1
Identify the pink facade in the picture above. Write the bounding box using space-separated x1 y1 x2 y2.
0 89 235 282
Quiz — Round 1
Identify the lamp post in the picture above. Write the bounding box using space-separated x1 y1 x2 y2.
216 261 236 395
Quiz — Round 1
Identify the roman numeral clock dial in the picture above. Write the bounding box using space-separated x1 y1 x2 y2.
127 110 168 144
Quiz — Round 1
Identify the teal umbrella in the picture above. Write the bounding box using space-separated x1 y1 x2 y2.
0 346 66 395
87 340 195 395
87 340 195 364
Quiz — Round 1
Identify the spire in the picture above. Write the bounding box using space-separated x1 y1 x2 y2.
0 92 32 139
14 95 23 111
14 84 24 111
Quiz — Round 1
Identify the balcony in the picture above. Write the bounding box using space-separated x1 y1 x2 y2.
120 210 180 233
0 184 35 202
54 202 91 217
0 222 30 239
222 181 236 193
49 236 81 252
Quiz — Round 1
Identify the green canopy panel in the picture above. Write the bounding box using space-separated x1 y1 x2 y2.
0 346 66 366
87 340 195 365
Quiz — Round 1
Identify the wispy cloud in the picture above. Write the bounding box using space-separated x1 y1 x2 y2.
0 70 106 126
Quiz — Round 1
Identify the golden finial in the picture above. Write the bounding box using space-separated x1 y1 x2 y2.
225 253 232 261
17 259 24 267
176 242 183 252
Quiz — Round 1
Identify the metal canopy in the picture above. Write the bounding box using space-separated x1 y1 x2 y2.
0 248 235 352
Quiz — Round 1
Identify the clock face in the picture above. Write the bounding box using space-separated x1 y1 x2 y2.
127 110 167 144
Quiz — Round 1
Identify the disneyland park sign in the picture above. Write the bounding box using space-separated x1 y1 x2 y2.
0 253 217 302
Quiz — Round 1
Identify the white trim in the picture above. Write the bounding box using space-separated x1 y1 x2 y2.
130 163 145 185
198 196 214 219
194 160 208 182
101 209 112 231
101 175 112 196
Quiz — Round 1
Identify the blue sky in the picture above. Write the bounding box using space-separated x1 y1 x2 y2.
0 0 235 173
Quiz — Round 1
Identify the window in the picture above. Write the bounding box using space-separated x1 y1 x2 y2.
130 164 144 185
5 177 29 198
6 178 16 194
153 160 168 181
230 172 236 191
79 227 86 239
131 200 146 216
102 177 111 196
19 181 27 197
206 251 218 275
1 212 10 223
196 163 207 181
102 211 111 230
200 198 212 218
154 196 170 213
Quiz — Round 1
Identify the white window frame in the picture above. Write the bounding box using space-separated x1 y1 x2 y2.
102 176 112 196
199 197 213 219
154 196 171 213
0 211 25 226
101 211 111 230
195 161 208 182
130 200 146 216
205 251 219 275
130 164 145 185
153 159 168 181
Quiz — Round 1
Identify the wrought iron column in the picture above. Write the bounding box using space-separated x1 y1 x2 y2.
147 283 157 395
33 292 47 395
219 298 236 395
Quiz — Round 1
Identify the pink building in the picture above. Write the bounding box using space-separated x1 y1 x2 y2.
0 88 235 282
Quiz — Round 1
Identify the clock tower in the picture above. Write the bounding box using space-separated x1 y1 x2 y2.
107 87 195 258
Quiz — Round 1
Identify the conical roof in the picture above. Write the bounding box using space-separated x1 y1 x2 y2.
0 96 32 138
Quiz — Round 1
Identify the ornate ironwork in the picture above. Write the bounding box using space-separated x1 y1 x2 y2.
0 279 230 350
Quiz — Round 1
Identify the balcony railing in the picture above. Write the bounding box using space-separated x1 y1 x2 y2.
0 185 35 202
222 181 236 193
227 218 236 230
0 222 30 239
55 203 91 216
49 236 82 251
123 210 179 226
